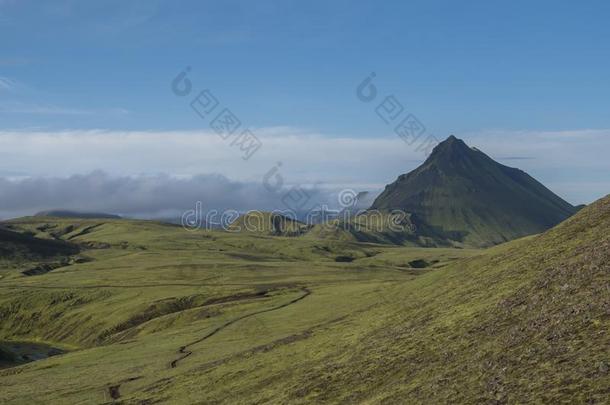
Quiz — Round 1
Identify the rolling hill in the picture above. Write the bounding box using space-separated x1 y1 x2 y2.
228 211 309 236
34 210 121 219
370 135 578 246
0 194 607 403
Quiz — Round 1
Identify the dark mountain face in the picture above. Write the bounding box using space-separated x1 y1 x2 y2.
370 135 577 247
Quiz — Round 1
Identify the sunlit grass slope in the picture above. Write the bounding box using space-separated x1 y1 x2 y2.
0 193 607 404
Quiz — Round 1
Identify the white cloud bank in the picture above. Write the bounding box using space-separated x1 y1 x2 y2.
0 127 608 219
0 171 340 219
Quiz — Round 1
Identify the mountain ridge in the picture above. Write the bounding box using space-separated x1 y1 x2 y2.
34 210 121 219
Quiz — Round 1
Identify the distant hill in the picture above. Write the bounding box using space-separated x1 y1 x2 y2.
305 211 433 245
228 211 309 236
370 135 578 246
34 210 121 219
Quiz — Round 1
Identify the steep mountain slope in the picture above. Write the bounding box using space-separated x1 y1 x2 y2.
319 193 610 403
371 135 577 246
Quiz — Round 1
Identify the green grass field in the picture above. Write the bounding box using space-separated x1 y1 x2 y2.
0 196 608 404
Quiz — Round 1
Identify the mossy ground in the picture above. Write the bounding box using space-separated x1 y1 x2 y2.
0 196 608 404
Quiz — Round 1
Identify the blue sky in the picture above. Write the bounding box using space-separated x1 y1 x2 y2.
1 0 609 217
2 0 610 133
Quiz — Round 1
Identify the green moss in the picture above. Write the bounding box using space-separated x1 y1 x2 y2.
0 195 608 404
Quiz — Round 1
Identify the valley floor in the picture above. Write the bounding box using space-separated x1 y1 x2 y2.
0 202 608 404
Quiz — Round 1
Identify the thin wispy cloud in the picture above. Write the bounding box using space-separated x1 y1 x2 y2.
39 0 160 35
0 76 17 91
0 102 129 115
0 57 29 66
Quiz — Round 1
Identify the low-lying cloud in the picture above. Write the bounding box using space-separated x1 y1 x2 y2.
0 127 609 219
0 171 342 220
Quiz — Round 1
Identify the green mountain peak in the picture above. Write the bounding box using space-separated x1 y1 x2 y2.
370 135 578 246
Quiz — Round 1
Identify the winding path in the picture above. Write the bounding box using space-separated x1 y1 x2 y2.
0 281 274 290
105 376 142 401
169 286 311 368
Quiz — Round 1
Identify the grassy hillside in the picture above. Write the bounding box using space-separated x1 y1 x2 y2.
0 195 607 403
